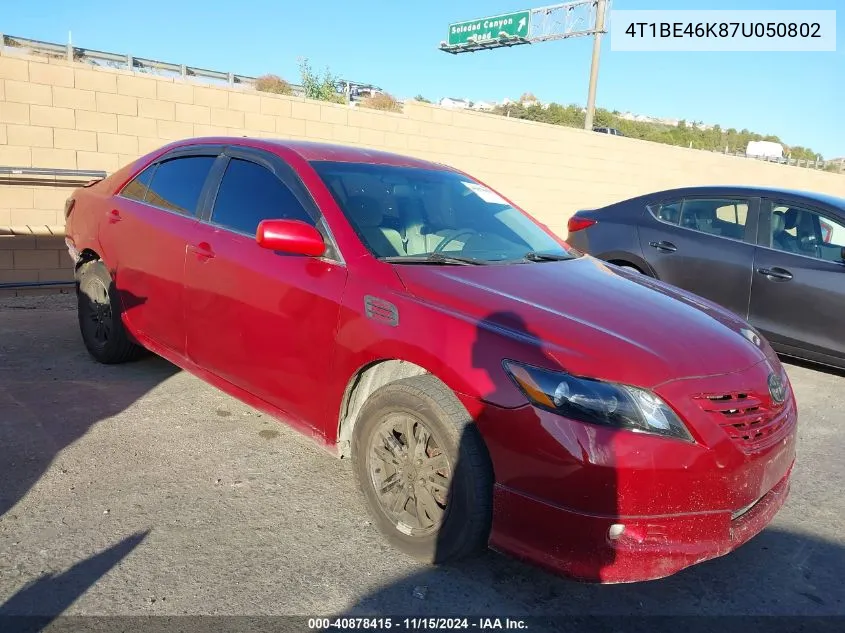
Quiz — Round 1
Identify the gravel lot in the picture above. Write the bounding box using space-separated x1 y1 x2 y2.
0 293 843 625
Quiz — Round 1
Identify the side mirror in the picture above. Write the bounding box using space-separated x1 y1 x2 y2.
841 246 845 263
256 219 326 257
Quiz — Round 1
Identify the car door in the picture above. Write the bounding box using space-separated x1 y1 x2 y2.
637 195 759 318
748 198 845 364
102 149 219 355
184 148 348 428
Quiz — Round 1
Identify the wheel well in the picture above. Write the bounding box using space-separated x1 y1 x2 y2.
76 248 101 271
336 359 433 458
607 259 644 273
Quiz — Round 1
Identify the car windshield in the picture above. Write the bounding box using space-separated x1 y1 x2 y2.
310 161 578 263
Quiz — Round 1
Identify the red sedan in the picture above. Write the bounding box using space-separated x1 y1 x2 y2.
64 137 797 583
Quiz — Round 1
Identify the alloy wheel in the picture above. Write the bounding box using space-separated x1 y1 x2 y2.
368 412 452 537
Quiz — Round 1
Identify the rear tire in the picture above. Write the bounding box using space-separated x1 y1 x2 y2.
76 261 144 364
352 375 493 564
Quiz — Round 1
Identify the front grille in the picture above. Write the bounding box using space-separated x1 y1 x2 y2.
694 390 792 453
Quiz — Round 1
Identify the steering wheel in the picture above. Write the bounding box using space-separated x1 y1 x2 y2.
433 229 477 254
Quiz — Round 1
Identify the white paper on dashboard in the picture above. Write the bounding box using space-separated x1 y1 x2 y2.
461 181 508 205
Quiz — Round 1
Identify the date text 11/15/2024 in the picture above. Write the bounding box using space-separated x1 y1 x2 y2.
308 617 528 630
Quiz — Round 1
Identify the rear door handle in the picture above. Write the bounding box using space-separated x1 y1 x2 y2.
107 209 121 223
649 240 677 253
187 241 215 260
757 267 793 281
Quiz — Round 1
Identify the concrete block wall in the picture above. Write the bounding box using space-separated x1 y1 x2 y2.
1 49 842 291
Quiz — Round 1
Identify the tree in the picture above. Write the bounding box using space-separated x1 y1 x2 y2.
360 92 402 113
255 74 293 96
592 108 613 128
485 98 822 159
298 58 344 104
413 94 431 103
519 91 538 103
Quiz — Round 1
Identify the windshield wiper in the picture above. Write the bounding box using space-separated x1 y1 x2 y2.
523 251 575 262
381 253 486 266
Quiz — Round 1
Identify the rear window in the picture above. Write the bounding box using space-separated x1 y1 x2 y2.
120 164 156 202
143 156 216 216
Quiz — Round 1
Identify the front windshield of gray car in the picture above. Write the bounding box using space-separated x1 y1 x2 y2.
310 161 578 263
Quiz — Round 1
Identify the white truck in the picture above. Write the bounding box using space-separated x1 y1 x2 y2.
746 140 784 159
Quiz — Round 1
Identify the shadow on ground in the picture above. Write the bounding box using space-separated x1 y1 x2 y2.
0 531 149 624
333 528 844 628
0 294 178 520
0 295 173 626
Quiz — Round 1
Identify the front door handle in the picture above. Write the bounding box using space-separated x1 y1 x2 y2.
187 242 215 260
757 267 793 281
649 240 677 253
107 209 121 223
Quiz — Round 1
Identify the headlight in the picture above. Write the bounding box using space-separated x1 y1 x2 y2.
503 361 693 441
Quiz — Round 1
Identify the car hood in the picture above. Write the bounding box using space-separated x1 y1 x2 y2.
393 256 772 389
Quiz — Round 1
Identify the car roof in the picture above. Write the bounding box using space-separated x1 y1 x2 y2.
166 136 455 171
616 185 845 210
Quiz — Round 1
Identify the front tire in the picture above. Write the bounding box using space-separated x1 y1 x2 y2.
76 261 144 364
352 375 493 564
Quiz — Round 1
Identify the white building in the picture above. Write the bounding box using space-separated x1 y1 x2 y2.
439 97 471 109
471 101 495 111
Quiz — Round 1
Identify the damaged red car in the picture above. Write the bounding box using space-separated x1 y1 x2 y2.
64 137 797 582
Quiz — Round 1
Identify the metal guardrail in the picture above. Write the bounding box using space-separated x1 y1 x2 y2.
0 167 107 178
712 150 843 172
0 32 279 90
0 166 107 188
0 33 383 102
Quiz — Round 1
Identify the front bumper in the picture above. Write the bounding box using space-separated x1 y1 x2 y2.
488 467 791 583
458 359 797 583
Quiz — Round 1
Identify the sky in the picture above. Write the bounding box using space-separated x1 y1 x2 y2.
2 0 843 157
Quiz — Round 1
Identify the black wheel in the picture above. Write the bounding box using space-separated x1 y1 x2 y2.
352 375 493 563
77 261 144 364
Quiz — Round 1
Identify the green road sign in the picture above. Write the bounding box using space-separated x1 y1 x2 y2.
447 10 531 47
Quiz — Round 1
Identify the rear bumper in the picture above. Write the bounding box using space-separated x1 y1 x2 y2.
488 466 791 583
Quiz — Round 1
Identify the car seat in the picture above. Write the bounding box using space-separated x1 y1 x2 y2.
694 205 719 235
791 208 819 255
772 207 801 253
397 197 442 255
344 195 406 256
680 202 718 234
783 208 800 234
771 210 798 252
659 204 680 224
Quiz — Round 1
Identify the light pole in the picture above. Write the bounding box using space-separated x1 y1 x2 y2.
583 0 608 131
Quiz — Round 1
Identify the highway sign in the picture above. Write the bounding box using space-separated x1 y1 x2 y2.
447 10 531 47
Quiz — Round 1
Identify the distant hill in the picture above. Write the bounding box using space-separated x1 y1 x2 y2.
490 102 823 161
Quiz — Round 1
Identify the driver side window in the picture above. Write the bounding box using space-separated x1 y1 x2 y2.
768 202 845 262
210 158 314 235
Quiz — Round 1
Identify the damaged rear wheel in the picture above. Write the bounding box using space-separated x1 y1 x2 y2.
77 261 144 364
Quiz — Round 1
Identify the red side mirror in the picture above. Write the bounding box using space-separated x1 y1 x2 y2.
256 219 326 257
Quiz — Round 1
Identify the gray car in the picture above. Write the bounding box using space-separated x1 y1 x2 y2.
566 186 845 370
